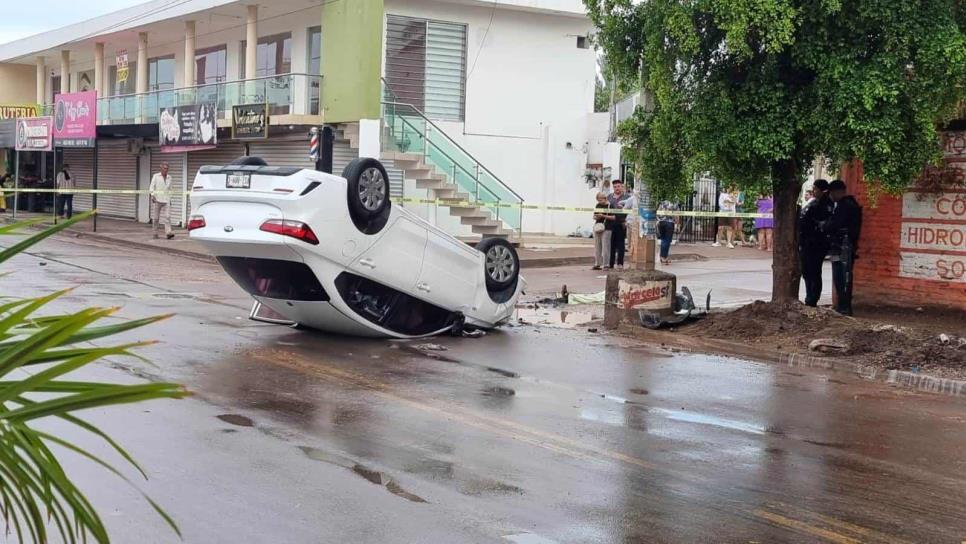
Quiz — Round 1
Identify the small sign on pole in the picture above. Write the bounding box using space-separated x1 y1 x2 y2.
231 103 269 140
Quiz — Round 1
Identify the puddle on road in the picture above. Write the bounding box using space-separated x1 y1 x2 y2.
514 307 597 329
216 414 254 427
299 446 427 503
650 408 766 435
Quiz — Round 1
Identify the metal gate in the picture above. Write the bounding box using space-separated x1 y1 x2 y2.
675 174 720 243
62 148 95 212
94 141 138 219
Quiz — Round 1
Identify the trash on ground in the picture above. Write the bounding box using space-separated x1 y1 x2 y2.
808 338 851 353
939 333 951 345
568 291 605 305
462 329 486 338
414 343 448 352
639 287 711 329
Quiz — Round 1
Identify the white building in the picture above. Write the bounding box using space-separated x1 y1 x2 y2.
0 0 616 237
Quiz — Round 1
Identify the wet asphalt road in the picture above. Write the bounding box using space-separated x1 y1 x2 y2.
4 233 966 543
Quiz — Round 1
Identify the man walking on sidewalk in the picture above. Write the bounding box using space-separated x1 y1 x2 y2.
55 163 75 219
823 179 862 316
150 162 174 240
798 179 832 306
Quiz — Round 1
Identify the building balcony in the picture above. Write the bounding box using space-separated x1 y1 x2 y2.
92 73 321 126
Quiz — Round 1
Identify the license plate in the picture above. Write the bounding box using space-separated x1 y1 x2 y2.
226 173 251 189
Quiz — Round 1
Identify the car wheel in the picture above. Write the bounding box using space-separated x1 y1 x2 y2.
343 158 391 234
477 237 520 292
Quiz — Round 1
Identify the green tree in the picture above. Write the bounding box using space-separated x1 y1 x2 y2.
0 213 186 542
587 0 966 300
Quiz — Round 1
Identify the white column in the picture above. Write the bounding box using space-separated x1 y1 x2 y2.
291 25 308 115
184 20 196 87
245 5 258 79
94 43 105 96
136 32 149 94
60 50 70 93
36 57 46 104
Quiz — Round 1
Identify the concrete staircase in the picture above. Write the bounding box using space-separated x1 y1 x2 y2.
341 123 514 239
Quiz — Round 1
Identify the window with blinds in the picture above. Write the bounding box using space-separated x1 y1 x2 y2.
386 15 467 121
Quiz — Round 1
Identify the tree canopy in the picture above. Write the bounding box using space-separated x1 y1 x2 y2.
588 0 966 299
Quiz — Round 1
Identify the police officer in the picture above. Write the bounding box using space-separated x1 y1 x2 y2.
822 179 862 316
798 179 833 306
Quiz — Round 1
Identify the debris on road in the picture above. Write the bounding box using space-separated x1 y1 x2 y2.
679 300 966 378
638 287 710 329
568 291 605 305
809 338 850 353
414 343 448 352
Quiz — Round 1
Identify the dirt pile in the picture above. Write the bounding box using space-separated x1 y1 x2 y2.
686 300 966 377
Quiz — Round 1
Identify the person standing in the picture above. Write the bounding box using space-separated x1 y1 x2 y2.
657 215 675 265
713 188 737 248
798 179 832 306
608 180 630 269
150 162 174 240
822 180 862 316
755 193 774 251
592 192 614 270
55 164 75 219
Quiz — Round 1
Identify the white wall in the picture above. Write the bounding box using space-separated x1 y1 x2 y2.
386 0 596 235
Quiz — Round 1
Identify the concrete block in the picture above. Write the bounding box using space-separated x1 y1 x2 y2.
604 269 677 329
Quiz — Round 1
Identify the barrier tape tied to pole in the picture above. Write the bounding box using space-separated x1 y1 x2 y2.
0 188 774 219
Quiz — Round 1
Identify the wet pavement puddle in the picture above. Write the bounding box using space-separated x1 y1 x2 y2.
503 533 561 544
649 407 767 435
514 307 597 329
299 446 427 503
216 414 255 427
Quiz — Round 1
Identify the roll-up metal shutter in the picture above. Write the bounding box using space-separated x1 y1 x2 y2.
185 143 246 217
62 148 95 212
331 139 403 199
149 149 186 226
247 139 315 169
95 141 137 219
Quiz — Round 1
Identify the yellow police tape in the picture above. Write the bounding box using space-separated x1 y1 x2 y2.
0 188 773 218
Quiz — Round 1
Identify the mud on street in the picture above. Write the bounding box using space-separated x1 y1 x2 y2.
4 233 966 543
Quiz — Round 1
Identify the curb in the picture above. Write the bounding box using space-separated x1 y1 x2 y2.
617 326 966 400
65 229 217 264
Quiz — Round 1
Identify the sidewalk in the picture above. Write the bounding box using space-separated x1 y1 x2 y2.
26 215 769 268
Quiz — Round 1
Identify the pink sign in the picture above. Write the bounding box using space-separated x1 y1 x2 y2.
53 91 97 147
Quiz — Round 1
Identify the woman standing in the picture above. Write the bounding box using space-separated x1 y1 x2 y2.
755 193 774 251
592 192 614 270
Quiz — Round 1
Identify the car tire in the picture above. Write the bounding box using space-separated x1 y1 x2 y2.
477 237 520 292
343 158 391 234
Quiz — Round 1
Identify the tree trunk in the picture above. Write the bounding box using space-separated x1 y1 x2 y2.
771 160 802 302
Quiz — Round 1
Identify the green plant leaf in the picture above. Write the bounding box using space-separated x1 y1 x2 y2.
0 211 94 266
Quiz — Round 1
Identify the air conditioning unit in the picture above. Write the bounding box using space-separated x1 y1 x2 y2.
127 138 144 155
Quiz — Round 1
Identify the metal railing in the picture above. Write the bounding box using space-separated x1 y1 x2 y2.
380 79 523 233
91 73 321 125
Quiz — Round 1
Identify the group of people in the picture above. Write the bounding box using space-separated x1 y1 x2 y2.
798 179 862 316
713 187 775 251
592 180 636 270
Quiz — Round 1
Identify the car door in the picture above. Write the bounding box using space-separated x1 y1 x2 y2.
350 216 427 291
417 231 482 312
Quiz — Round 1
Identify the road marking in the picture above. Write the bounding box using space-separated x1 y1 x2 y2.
248 349 904 543
753 509 861 544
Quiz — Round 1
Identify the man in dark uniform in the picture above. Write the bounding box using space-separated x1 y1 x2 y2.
822 179 862 316
798 179 833 306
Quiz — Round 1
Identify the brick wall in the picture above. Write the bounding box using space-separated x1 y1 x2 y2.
841 154 966 311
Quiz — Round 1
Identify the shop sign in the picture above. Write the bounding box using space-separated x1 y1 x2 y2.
159 104 217 151
0 104 38 120
116 50 129 84
231 103 269 140
15 117 53 152
899 189 966 283
900 252 966 283
617 280 673 310
53 91 97 147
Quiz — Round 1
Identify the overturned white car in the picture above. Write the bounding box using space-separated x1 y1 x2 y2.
188 156 524 338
